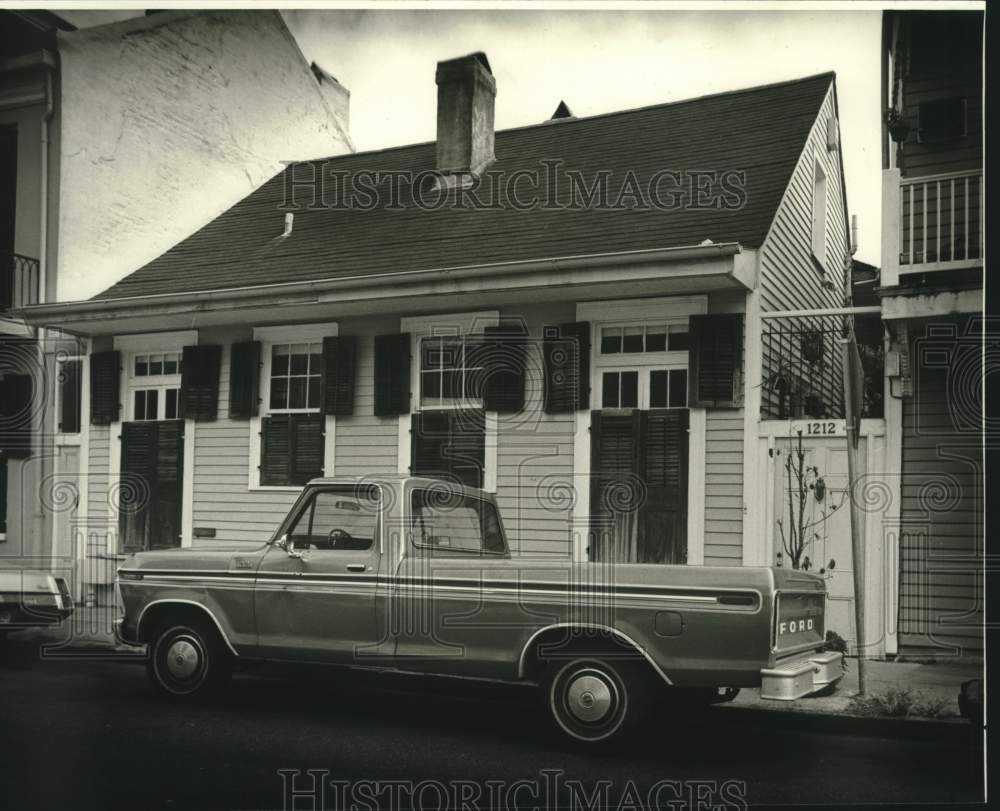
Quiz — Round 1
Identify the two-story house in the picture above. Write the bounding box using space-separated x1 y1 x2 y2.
23 55 857 616
1 10 353 603
878 9 984 658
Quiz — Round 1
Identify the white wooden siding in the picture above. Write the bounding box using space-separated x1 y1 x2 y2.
703 409 745 565
759 84 849 315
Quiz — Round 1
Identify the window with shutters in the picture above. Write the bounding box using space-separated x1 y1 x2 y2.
401 312 497 490
126 351 181 421
594 317 689 410
251 324 338 489
401 311 498 411
268 342 322 411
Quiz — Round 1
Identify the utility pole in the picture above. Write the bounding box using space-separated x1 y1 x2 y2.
841 215 867 694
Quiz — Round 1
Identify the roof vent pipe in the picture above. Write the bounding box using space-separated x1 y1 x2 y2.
282 212 294 237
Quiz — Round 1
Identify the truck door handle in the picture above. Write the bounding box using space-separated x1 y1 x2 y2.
346 564 366 572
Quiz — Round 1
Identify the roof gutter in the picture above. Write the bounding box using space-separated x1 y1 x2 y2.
18 242 742 325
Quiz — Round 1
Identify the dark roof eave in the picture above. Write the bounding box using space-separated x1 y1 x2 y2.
19 242 745 329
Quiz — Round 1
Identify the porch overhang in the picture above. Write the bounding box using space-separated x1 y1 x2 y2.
879 286 982 321
18 243 753 336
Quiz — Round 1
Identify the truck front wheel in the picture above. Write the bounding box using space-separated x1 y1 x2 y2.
147 616 232 699
546 657 646 746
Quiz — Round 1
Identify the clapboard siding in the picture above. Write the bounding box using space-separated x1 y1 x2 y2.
703 409 744 565
333 317 400 477
495 304 576 557
898 316 983 655
191 327 295 546
759 83 848 316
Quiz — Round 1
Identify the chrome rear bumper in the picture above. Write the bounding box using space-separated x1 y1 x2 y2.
760 651 845 701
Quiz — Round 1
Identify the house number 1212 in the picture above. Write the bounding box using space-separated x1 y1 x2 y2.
793 420 845 437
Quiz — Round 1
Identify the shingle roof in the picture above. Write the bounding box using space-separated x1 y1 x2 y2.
95 72 834 301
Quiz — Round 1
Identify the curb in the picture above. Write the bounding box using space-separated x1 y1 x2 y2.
714 701 971 741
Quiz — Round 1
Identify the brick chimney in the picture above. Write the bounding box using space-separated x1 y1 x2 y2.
435 52 496 175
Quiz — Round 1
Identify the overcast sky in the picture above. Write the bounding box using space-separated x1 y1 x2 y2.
61 8 884 265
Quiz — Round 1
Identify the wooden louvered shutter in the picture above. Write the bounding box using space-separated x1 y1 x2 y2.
446 410 485 488
228 341 261 420
374 333 411 416
637 410 689 564
90 350 120 426
260 413 325 486
589 410 641 562
543 321 590 413
688 313 743 408
411 410 484 489
481 324 527 413
59 359 81 433
151 420 184 549
180 345 221 421
0 373 33 458
119 421 158 552
260 415 291 486
290 413 325 485
411 410 449 480
321 335 357 416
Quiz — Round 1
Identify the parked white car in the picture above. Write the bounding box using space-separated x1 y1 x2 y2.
0 569 74 634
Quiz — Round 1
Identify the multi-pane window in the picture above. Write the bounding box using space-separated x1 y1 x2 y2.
600 324 688 354
134 352 181 377
649 369 688 409
596 318 690 410
269 343 322 411
133 388 179 421
602 371 639 408
601 369 687 409
420 336 483 407
129 351 181 421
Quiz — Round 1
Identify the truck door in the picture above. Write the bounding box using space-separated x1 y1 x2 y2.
254 484 383 663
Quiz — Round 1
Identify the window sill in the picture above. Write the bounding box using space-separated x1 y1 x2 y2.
247 484 305 493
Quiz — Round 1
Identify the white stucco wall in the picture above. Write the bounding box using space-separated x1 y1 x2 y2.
55 10 352 301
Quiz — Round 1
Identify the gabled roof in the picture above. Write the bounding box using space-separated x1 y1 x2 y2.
95 72 835 301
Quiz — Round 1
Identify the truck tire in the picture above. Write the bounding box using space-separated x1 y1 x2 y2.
545 657 647 746
147 615 232 700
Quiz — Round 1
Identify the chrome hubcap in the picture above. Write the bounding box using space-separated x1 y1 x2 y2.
165 638 201 680
566 673 615 723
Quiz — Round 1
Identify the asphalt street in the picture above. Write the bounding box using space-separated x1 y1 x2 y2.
0 637 985 810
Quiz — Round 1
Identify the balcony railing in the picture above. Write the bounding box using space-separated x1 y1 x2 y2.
882 169 983 285
0 252 40 311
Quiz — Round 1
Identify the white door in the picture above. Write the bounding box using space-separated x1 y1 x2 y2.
772 437 861 648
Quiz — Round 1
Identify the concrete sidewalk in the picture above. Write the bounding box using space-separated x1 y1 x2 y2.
723 656 982 725
11 607 983 728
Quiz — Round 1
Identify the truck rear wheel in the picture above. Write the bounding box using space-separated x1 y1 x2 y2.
147 616 232 699
545 657 646 746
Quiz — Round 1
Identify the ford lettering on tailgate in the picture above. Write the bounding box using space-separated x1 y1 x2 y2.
774 592 825 650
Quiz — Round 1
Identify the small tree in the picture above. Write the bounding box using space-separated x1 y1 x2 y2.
776 431 844 570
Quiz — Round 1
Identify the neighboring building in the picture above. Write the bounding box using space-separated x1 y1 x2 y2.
1 11 76 581
25 55 875 626
877 10 984 657
1 10 353 600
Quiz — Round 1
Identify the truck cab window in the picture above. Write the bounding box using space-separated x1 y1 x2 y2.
287 487 379 551
410 489 506 555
